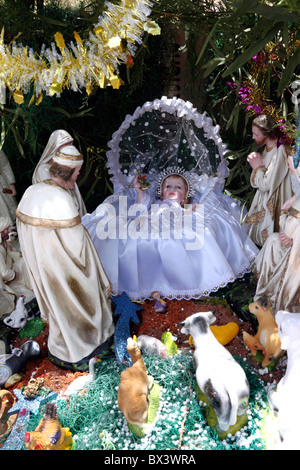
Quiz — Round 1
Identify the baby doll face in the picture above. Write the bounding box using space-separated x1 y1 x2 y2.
161 176 187 204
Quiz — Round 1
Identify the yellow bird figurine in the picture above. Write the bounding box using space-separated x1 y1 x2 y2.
24 402 74 450
161 332 178 356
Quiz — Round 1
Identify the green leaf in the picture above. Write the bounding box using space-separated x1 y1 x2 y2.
0 116 5 150
228 0 261 19
202 56 227 79
33 14 67 27
250 3 300 23
280 94 288 119
195 19 220 66
229 0 300 22
282 21 289 47
206 68 223 92
10 124 25 157
277 45 300 96
50 106 94 119
222 22 283 78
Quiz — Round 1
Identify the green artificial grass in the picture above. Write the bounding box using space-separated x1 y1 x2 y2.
21 350 279 450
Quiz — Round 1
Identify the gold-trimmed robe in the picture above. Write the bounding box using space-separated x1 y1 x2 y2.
16 180 114 363
253 196 300 314
246 145 293 247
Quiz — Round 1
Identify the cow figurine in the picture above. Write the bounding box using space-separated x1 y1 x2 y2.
243 297 283 367
180 311 249 433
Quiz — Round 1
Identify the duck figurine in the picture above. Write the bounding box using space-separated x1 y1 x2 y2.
64 356 100 396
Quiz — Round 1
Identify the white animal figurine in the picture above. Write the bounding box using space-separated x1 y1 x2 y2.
3 295 28 329
136 334 168 358
64 357 100 396
180 311 249 433
268 311 300 450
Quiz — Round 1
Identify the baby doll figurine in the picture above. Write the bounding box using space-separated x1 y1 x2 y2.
151 291 167 314
82 165 259 302
134 172 197 211
134 173 188 206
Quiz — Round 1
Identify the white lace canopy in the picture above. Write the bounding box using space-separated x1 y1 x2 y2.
106 96 230 198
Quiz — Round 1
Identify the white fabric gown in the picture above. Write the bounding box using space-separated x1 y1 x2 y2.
253 196 300 313
82 188 259 301
16 180 114 364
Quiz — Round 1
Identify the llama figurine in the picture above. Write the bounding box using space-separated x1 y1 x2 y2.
243 297 283 367
117 338 154 431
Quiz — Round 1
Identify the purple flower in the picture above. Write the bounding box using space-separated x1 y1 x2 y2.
226 81 237 90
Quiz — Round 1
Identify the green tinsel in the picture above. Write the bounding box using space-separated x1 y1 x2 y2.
19 350 277 451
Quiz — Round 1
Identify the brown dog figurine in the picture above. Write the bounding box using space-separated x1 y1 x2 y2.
243 297 283 367
117 338 154 430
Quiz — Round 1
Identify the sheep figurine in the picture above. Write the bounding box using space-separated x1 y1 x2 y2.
180 311 249 433
268 310 300 449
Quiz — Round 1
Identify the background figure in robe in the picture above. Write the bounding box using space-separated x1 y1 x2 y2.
253 157 300 314
32 129 86 217
0 150 17 222
0 216 34 318
245 115 293 247
16 144 114 370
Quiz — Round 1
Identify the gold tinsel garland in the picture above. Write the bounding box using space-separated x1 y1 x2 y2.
0 0 160 105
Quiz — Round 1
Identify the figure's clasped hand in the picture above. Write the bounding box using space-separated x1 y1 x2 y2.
247 152 264 170
279 231 292 247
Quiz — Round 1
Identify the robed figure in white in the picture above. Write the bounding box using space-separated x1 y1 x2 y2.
32 129 87 218
0 150 18 222
246 115 293 247
253 156 300 314
16 143 114 369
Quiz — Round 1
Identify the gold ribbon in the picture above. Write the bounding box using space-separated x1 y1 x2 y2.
16 208 81 229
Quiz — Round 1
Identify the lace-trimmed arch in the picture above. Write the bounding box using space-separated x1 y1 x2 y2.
106 96 230 198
